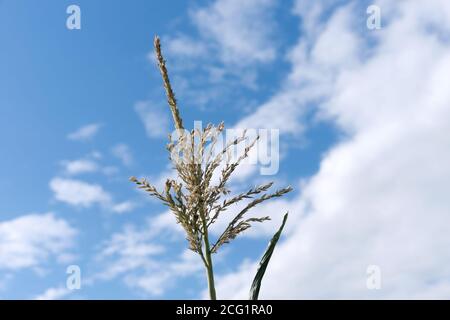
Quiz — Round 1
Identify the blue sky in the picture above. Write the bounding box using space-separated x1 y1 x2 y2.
2 0 450 299
1 0 325 299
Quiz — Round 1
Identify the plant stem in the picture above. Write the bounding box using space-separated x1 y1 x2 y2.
202 222 217 299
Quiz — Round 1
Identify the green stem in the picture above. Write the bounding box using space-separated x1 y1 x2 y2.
202 221 217 300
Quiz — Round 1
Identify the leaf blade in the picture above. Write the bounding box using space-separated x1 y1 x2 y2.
249 212 289 300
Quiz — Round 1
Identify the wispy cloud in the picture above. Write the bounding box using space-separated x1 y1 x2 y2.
124 249 203 296
49 177 112 208
67 123 102 141
0 213 77 270
112 144 133 166
165 34 207 58
93 224 166 281
134 101 169 139
111 201 136 214
61 159 99 176
154 0 279 110
35 287 71 300
214 0 450 299
90 211 194 296
49 175 136 215
191 0 277 65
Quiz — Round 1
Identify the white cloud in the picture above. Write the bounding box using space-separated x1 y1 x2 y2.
91 211 198 296
56 253 78 264
67 123 101 141
50 177 136 215
212 0 450 299
165 35 207 58
35 287 71 300
221 3 357 182
0 213 77 270
112 201 136 214
61 159 98 176
124 249 203 296
150 211 181 235
49 177 112 208
158 0 278 108
191 0 277 65
134 101 169 139
102 166 119 176
92 223 165 282
112 143 133 166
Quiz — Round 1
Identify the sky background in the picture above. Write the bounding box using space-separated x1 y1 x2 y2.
1 0 450 299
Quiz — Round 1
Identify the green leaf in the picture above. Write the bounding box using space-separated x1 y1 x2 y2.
249 212 289 300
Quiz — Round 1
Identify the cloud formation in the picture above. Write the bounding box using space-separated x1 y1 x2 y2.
191 0 277 65
111 201 135 214
112 144 133 166
61 159 99 176
35 287 71 300
67 123 101 141
0 213 77 270
134 101 169 139
91 211 200 297
213 0 450 299
49 177 112 208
